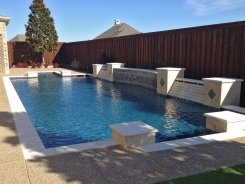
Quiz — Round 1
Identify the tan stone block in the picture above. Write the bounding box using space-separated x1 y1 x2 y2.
205 111 245 132
206 116 227 132
110 121 158 147
203 78 243 108
156 67 185 96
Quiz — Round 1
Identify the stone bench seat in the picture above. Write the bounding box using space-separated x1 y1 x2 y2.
109 121 158 147
204 111 245 132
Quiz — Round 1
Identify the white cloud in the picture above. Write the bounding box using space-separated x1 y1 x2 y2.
186 0 245 16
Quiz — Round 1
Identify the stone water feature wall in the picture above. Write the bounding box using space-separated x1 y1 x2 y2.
0 16 10 74
114 68 157 90
168 78 204 104
93 64 243 108
156 68 243 108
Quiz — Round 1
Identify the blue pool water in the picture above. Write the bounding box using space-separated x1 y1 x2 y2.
11 74 216 148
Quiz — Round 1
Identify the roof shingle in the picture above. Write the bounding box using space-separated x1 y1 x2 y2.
95 23 141 39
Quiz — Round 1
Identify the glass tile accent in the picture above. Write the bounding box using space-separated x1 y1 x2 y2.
160 78 164 86
208 89 216 99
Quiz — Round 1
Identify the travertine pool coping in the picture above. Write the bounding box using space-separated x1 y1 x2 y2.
222 105 245 114
3 73 245 160
139 130 245 152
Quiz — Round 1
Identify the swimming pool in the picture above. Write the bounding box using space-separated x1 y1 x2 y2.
11 74 216 148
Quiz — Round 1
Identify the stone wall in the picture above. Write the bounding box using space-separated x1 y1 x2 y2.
168 79 204 104
0 34 3 72
93 63 125 82
95 65 243 108
0 16 10 74
114 68 157 90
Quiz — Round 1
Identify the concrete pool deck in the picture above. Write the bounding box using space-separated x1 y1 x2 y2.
1 68 245 184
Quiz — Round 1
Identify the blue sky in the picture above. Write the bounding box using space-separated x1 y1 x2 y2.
1 0 245 42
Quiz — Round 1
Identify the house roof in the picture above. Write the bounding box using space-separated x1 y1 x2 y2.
9 34 26 42
94 22 141 39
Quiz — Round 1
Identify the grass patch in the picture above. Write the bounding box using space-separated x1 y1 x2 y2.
159 164 245 184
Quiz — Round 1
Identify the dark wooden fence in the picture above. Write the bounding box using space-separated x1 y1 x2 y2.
60 21 245 106
8 42 63 66
7 21 245 106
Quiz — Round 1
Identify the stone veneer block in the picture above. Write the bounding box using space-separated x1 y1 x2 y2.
93 63 124 82
205 111 245 132
92 64 104 77
156 67 185 96
203 78 243 108
106 63 125 82
109 121 158 147
0 16 10 74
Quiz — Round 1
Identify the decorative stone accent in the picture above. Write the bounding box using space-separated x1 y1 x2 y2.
208 89 216 99
205 111 245 132
156 67 185 96
107 63 125 82
92 64 104 77
203 78 244 108
114 68 157 89
93 63 124 82
0 16 10 74
109 121 158 147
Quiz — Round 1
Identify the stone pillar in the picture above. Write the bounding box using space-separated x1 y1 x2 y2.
203 78 244 108
92 64 104 77
107 63 124 82
156 67 185 95
0 16 10 74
